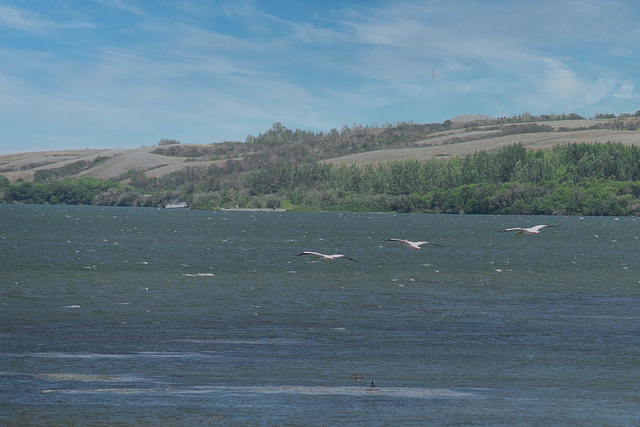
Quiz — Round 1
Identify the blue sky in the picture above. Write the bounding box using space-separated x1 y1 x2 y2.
1 0 639 155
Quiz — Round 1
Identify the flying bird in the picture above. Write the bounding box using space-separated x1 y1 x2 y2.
296 251 357 262
500 225 557 236
384 238 444 249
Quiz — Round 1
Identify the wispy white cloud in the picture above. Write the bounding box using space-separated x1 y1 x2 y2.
0 4 94 32
0 5 47 31
326 0 639 114
0 0 639 154
613 82 636 100
92 0 147 17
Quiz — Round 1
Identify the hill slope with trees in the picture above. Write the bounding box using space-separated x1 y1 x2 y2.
2 112 640 215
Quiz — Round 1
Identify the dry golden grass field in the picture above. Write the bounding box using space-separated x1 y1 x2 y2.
0 145 228 182
326 119 640 165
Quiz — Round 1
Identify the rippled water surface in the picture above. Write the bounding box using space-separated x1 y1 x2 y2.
1 205 639 425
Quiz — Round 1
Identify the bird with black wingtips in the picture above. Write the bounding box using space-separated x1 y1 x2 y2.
499 225 557 236
296 251 357 262
384 238 444 249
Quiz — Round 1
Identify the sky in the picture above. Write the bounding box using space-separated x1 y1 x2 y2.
1 0 639 155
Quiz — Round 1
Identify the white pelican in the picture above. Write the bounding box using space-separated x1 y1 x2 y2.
385 238 444 249
500 225 557 236
296 251 357 262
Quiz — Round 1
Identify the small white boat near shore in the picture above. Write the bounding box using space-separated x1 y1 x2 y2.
164 201 188 209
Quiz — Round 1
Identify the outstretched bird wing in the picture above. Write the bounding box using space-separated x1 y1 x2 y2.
385 238 407 243
414 241 444 248
529 224 558 232
297 251 324 257
337 255 358 262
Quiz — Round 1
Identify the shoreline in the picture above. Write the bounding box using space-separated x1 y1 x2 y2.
219 208 288 212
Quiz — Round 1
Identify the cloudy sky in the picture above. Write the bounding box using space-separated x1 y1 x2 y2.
1 0 639 154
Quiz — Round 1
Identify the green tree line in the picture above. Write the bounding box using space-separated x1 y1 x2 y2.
2 178 122 205
220 142 640 215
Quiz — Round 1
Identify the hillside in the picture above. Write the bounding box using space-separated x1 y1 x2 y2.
4 114 640 215
326 122 640 164
2 117 640 183
0 145 229 183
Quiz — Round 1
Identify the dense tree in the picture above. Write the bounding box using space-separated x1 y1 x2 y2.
3 178 121 205
0 175 9 192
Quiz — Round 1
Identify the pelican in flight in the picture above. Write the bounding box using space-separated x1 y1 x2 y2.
500 225 557 236
385 238 444 249
296 251 357 262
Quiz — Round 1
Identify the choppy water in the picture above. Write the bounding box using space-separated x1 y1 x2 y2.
1 204 639 425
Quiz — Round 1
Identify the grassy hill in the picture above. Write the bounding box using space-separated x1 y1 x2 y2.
0 145 230 183
2 116 640 184
326 119 640 164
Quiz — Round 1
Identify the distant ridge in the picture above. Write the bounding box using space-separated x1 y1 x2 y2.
2 117 640 181
449 114 495 123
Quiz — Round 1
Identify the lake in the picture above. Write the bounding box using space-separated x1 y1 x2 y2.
1 204 639 425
